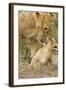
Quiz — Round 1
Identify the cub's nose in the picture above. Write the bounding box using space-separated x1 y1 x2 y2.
41 38 47 44
54 45 57 49
53 44 58 52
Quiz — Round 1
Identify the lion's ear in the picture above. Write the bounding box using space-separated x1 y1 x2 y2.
35 12 40 17
50 13 57 22
33 12 40 21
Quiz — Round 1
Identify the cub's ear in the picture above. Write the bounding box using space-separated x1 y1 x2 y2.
46 36 54 42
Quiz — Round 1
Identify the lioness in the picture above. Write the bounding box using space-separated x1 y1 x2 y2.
19 11 57 58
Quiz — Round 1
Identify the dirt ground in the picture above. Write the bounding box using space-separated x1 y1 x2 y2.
18 53 58 79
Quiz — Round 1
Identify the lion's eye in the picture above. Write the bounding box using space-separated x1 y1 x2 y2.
44 27 48 32
37 26 40 28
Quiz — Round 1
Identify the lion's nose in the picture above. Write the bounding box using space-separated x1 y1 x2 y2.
41 39 45 43
44 27 48 30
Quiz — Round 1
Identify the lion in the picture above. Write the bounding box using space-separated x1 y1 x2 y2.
33 12 57 42
29 37 58 68
18 11 57 59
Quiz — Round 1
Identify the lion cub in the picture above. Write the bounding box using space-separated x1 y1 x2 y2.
29 37 58 68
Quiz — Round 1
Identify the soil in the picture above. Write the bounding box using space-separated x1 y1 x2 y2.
19 53 58 79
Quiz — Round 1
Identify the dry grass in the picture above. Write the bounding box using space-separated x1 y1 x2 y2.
19 52 58 79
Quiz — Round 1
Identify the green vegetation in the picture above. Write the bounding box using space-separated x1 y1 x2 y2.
50 13 58 42
19 38 31 64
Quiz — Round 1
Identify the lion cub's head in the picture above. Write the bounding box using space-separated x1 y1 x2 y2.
45 37 58 52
